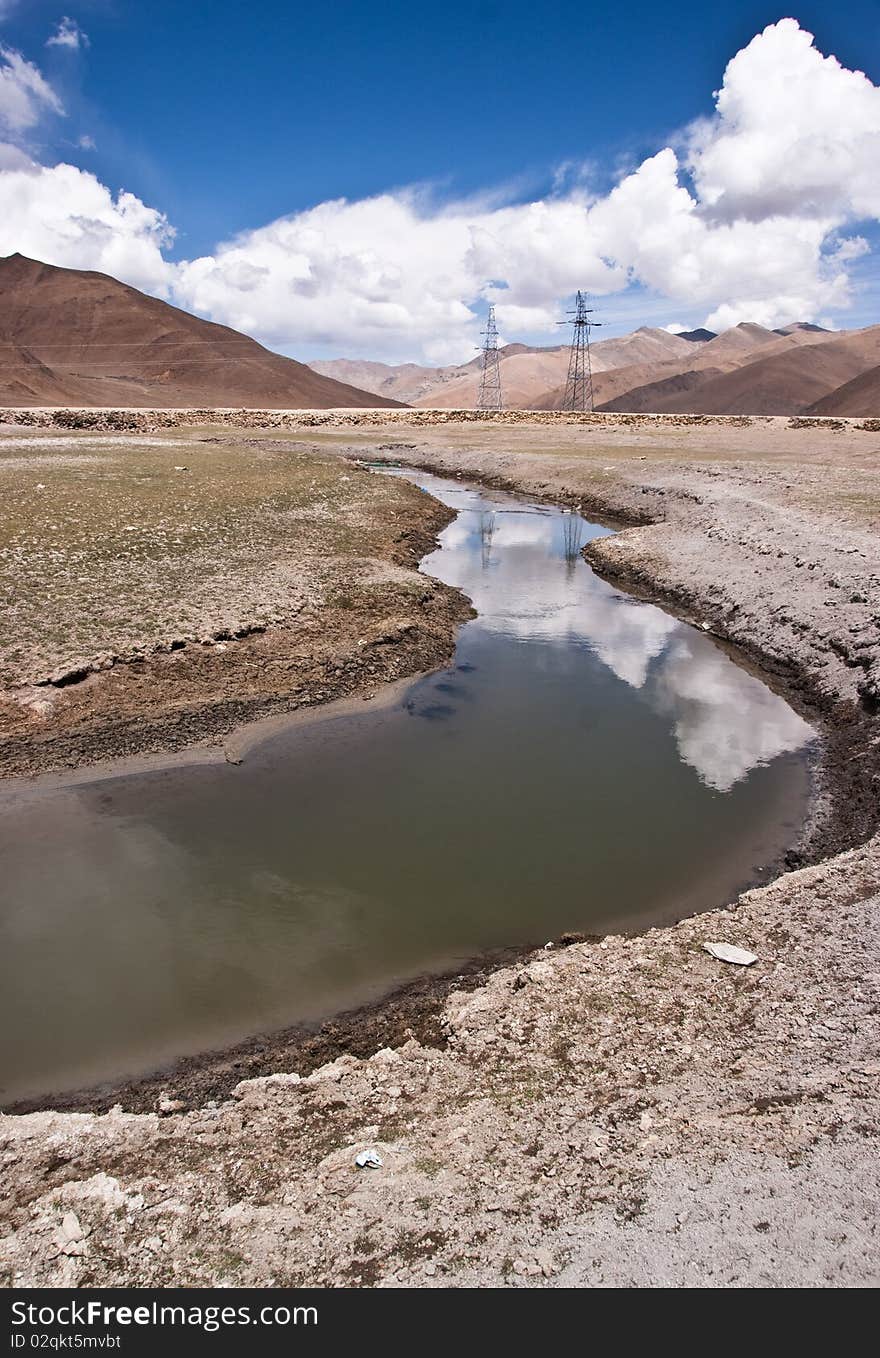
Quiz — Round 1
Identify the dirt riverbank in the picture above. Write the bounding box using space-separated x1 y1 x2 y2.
1 411 878 1287
0 430 471 776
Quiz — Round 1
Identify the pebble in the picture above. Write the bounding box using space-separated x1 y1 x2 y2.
59 1212 83 1244
535 1249 555 1277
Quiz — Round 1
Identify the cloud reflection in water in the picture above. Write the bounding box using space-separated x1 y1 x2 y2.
422 487 813 791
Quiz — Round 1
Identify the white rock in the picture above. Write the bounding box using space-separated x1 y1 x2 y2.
370 1047 403 1066
232 1072 301 1099
73 1173 126 1210
703 942 758 966
59 1211 83 1244
158 1097 187 1115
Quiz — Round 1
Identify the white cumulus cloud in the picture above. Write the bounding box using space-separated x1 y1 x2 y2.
1 19 879 359
688 18 880 224
0 156 174 295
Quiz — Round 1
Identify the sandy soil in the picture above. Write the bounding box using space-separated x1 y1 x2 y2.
1 411 878 1288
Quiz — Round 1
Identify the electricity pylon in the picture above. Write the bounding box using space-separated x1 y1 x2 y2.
476 305 503 411
558 291 601 411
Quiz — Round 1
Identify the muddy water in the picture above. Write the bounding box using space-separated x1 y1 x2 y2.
0 471 814 1104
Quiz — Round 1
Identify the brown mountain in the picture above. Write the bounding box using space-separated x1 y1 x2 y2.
0 254 401 409
596 366 728 413
530 322 840 411
596 325 880 416
693 322 780 360
415 327 717 408
305 355 484 405
310 326 706 409
316 321 831 412
806 363 880 416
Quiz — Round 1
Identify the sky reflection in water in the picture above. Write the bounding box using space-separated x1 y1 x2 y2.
409 473 813 792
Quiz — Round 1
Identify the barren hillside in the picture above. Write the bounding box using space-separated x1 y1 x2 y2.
807 363 880 416
601 326 880 416
0 254 399 409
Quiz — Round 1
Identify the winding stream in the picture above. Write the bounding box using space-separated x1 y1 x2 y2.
0 469 814 1104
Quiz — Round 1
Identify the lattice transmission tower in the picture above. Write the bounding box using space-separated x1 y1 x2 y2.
558 291 601 411
475 304 503 411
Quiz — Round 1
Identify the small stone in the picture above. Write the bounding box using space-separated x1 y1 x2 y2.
535 1249 556 1277
157 1097 188 1115
52 1212 87 1257
703 942 758 966
59 1212 83 1244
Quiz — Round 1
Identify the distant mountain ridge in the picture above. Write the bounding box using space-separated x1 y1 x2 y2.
311 326 703 408
596 324 880 417
676 328 716 342
312 318 880 416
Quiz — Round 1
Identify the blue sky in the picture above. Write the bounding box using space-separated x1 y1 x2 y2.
1 2 879 359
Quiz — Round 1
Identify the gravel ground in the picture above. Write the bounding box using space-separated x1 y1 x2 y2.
1 411 878 1288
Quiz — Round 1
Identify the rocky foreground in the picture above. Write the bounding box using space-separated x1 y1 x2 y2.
1 412 879 1287
1 838 878 1288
